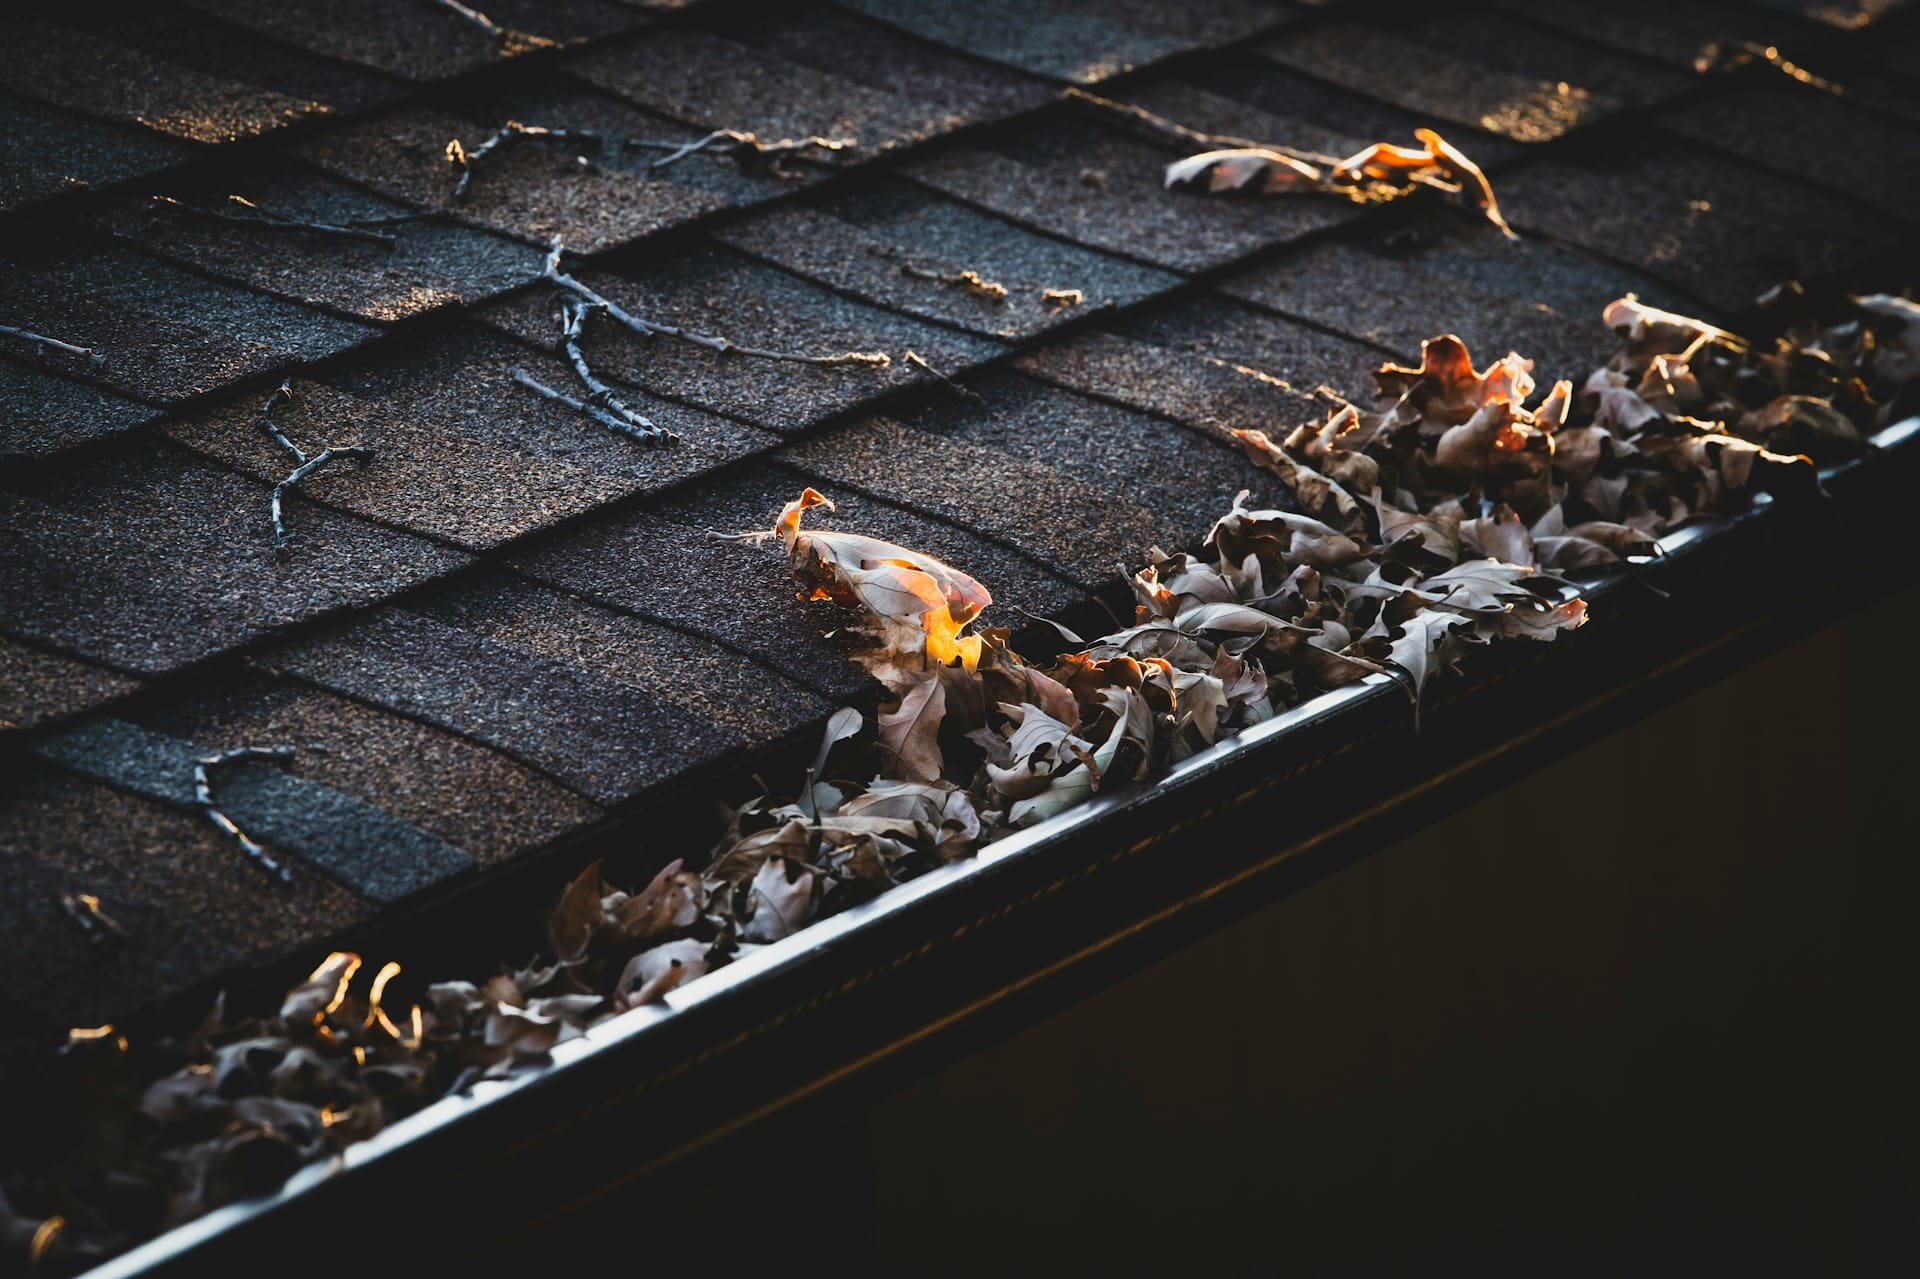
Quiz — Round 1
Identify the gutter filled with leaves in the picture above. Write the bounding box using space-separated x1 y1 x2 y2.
9 281 1920 1276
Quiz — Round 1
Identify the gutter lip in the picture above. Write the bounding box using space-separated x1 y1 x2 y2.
80 414 1920 1279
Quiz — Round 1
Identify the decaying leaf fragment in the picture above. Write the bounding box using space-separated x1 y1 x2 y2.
1165 127 1516 238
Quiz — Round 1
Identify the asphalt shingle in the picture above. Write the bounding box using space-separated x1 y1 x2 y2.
509 463 1085 700
0 761 372 1032
296 104 729 255
162 327 778 552
783 370 1256 587
0 361 160 460
1496 136 1912 314
0 17 332 146
88 161 546 324
1254 7 1693 144
906 113 1358 272
475 245 1002 432
0 92 194 216
1218 210 1698 380
35 717 475 904
182 0 643 83
713 177 1182 340
840 0 1284 83
1016 297 1379 436
260 599 747 807
0 438 468 675
1660 76 1920 223
0 639 141 736
0 235 376 405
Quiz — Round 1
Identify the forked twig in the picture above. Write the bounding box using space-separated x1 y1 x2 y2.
539 236 890 368
446 121 608 200
0 323 103 363
151 194 401 247
259 380 375 553
195 746 298 883
512 296 678 444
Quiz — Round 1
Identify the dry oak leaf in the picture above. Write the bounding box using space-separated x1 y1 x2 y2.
774 488 992 671
878 675 948 783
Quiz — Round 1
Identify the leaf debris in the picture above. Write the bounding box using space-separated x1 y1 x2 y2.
27 284 1912 1267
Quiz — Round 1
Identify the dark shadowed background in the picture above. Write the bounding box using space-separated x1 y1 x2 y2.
522 581 1920 1276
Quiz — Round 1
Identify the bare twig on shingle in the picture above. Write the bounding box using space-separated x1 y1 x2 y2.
903 350 976 399
1063 86 1344 169
0 323 103 363
900 264 1008 303
641 128 851 177
445 123 853 199
151 195 400 247
59 893 125 943
195 746 298 883
513 371 678 445
258 379 375 554
539 236 890 368
510 297 678 445
446 121 609 200
423 0 510 42
1694 40 1840 92
1042 287 1084 308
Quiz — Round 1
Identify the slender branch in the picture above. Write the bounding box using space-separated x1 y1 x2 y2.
539 236 890 367
1042 287 1084 308
643 129 851 177
513 370 677 445
446 121 607 200
59 892 125 943
903 350 976 399
900 264 1008 303
1063 86 1344 168
513 297 677 444
0 323 103 363
272 448 373 551
256 380 375 551
445 123 853 200
423 0 509 42
151 194 398 247
195 746 298 883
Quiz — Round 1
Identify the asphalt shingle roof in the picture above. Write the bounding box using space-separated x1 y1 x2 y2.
3 0 1917 1061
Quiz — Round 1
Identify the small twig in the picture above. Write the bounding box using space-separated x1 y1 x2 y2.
257 380 375 552
644 129 851 177
512 296 678 444
1694 40 1841 93
272 448 374 551
0 322 103 364
1042 288 1084 308
903 350 976 399
900 264 1008 303
151 195 398 247
445 123 852 200
59 893 125 943
446 121 607 200
513 370 677 445
539 236 890 368
195 746 298 883
1063 86 1343 169
423 0 510 42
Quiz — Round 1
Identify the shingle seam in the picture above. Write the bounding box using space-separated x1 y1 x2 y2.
1646 76 1920 224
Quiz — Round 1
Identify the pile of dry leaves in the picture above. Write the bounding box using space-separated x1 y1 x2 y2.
8 286 1914 1274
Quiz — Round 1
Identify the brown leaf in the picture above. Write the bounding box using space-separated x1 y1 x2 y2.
547 859 604 963
877 675 948 783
